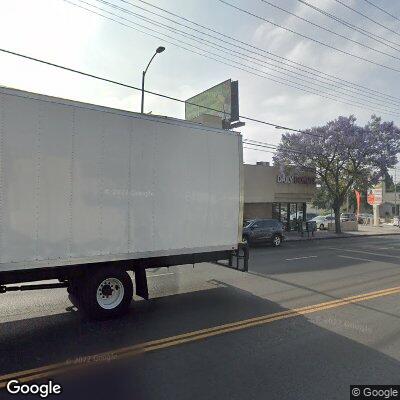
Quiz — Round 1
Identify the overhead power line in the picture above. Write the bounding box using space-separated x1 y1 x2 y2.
0 49 302 156
260 0 400 60
244 146 281 156
244 139 280 148
108 0 400 107
243 139 303 154
332 0 400 39
217 0 400 75
66 0 400 116
297 0 400 52
109 0 354 92
243 143 301 156
0 49 389 159
89 0 400 112
0 47 318 137
361 0 400 22
128 0 400 104
243 146 277 155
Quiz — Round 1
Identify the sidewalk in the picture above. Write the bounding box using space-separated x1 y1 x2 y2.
285 224 400 242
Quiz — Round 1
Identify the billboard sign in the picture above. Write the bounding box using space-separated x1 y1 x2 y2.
185 79 239 123
367 184 383 206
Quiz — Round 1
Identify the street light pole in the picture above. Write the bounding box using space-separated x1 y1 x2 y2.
141 46 165 114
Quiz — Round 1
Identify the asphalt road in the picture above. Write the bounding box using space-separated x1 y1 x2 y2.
1 235 400 399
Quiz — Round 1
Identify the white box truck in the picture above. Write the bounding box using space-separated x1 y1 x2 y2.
0 86 243 319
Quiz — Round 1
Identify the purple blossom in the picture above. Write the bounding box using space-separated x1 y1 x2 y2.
273 115 400 233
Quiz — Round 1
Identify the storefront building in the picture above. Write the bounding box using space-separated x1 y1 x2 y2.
244 162 316 230
380 186 400 218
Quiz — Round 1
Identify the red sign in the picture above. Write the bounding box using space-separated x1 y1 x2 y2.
355 190 361 215
367 192 375 206
367 188 382 206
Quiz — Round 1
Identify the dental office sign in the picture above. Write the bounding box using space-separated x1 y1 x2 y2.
276 174 315 185
367 186 383 206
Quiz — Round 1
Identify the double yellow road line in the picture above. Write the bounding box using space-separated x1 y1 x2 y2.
1 285 400 388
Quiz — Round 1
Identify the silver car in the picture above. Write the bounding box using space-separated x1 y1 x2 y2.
310 215 335 230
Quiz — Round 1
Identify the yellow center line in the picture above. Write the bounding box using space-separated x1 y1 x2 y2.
1 285 400 388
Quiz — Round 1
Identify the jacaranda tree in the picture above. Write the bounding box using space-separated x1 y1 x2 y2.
274 115 400 233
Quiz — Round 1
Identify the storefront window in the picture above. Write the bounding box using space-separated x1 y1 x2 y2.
271 202 307 231
272 203 280 220
280 204 288 229
290 203 299 230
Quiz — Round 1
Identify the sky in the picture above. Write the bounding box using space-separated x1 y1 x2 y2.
0 0 400 174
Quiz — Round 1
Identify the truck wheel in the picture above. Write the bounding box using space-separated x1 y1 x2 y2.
68 291 81 308
67 278 83 308
78 268 133 320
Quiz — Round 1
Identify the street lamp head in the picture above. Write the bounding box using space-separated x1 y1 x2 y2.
156 46 166 53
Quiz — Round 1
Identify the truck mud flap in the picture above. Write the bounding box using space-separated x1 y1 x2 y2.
135 268 149 300
213 244 249 272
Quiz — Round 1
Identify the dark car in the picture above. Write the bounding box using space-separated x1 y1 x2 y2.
306 213 318 221
358 213 373 224
242 218 284 247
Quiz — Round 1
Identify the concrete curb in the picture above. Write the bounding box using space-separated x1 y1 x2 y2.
286 232 400 242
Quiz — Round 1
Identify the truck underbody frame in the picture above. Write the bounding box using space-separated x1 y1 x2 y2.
0 249 233 300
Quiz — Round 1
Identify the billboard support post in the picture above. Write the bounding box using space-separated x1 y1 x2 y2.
367 182 383 227
373 204 380 227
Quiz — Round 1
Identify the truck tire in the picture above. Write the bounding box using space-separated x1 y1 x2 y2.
78 268 133 320
68 291 81 309
67 278 83 308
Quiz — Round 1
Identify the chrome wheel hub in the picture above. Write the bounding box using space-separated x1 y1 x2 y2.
96 278 124 309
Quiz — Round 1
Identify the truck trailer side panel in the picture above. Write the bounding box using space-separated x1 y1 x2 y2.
0 87 241 272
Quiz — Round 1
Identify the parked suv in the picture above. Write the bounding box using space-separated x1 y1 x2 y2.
242 218 284 247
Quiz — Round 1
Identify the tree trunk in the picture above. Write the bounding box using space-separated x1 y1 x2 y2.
333 203 341 233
